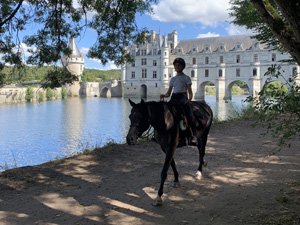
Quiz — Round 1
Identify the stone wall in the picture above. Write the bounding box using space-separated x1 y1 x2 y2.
0 86 62 104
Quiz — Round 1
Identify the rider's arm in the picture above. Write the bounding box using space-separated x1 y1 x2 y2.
160 86 173 98
185 84 193 104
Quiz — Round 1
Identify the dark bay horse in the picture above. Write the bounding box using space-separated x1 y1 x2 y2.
126 99 213 206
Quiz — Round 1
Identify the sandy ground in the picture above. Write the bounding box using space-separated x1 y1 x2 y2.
0 120 300 225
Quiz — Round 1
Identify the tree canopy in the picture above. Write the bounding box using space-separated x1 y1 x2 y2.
230 0 300 147
0 0 156 87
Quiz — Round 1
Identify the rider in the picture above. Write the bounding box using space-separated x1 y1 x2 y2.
160 57 198 145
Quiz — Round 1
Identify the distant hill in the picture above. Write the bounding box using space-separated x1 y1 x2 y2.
1 66 121 84
82 68 121 82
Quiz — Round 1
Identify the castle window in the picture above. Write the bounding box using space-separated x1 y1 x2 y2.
253 54 258 62
205 69 209 77
153 71 157 78
236 68 240 77
169 73 171 78
219 69 223 77
131 50 135 56
236 55 240 63
153 60 157 66
164 74 167 78
164 61 167 66
131 62 135 67
192 58 196 65
155 83 157 88
80 65 83 71
131 71 135 79
142 69 147 78
220 56 224 64
191 70 195 78
141 58 147 65
141 49 147 55
272 53 276 62
205 57 209 64
153 49 157 55
131 83 133 86
220 46 223 50
253 68 257 76
164 51 167 56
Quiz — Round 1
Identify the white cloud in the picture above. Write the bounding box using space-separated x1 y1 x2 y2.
13 43 37 57
80 47 90 55
197 32 220 38
151 0 230 27
88 58 119 70
225 24 254 35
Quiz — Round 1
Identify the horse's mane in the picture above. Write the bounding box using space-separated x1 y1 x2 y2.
144 101 168 131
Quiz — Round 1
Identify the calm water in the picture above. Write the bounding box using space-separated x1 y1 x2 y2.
0 96 248 170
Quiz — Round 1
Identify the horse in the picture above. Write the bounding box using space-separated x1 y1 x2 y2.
126 99 213 206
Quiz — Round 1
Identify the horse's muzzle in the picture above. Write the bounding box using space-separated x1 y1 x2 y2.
126 135 136 145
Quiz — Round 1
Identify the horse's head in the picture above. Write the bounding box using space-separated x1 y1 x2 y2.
126 99 150 145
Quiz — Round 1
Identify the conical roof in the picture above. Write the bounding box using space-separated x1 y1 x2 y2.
69 38 82 57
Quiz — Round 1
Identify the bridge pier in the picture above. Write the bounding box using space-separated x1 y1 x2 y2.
216 78 226 101
249 78 261 98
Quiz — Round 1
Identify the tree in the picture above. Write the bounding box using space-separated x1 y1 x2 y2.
0 0 156 87
230 0 300 147
25 86 34 102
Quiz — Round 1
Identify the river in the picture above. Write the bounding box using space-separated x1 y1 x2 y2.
0 96 248 171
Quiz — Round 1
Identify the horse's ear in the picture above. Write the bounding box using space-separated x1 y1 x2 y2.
129 99 136 107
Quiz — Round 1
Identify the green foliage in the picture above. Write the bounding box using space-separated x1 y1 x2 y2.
61 86 67 99
229 1 300 64
46 87 54 100
0 0 156 87
246 65 300 148
83 68 121 81
25 86 34 102
38 90 44 102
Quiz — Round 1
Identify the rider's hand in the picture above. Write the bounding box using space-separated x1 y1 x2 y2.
184 99 191 104
160 94 165 99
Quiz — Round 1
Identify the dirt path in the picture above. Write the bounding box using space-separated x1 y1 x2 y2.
1 120 300 225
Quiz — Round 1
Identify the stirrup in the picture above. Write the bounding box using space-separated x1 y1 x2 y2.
179 120 186 131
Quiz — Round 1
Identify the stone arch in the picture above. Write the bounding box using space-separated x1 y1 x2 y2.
197 81 216 100
261 80 288 97
225 80 250 100
140 84 147 98
100 87 111 98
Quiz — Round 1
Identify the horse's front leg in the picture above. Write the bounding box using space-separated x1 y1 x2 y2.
170 159 180 188
153 147 176 206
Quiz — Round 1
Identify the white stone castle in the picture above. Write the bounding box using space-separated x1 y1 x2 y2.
121 30 300 100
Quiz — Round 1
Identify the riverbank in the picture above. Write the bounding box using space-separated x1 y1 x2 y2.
1 119 299 225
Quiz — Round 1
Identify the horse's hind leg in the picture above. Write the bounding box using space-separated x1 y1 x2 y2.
196 131 209 180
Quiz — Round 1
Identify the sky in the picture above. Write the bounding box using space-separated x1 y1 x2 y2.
21 0 253 70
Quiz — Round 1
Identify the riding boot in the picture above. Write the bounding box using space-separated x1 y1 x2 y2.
179 114 186 131
189 122 198 145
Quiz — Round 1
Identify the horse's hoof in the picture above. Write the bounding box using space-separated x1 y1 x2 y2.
203 161 207 167
152 195 163 206
172 181 181 188
195 171 203 180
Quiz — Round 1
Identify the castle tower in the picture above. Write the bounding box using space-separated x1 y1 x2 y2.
161 35 169 87
61 38 84 96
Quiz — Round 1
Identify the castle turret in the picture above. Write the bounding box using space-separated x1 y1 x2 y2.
61 38 84 96
161 35 169 86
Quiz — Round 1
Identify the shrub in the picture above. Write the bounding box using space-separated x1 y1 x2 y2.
25 87 34 102
46 87 54 100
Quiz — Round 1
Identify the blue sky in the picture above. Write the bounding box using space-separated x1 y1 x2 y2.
21 0 253 70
